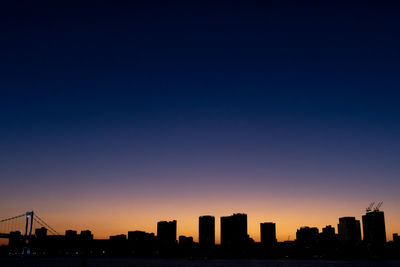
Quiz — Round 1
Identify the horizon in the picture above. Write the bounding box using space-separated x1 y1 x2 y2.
1 2 400 249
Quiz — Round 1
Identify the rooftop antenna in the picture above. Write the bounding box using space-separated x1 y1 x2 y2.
366 202 375 213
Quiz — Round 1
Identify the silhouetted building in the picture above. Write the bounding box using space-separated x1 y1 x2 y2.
322 225 335 236
178 235 194 256
260 222 277 247
338 217 361 246
362 210 386 246
157 220 177 244
319 225 338 253
65 230 78 239
319 225 336 242
80 230 94 240
35 227 47 239
8 231 23 253
127 231 156 256
220 213 248 248
393 233 400 243
31 227 49 256
199 215 215 249
296 227 319 248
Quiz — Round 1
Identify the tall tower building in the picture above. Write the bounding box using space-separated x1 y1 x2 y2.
157 220 177 244
338 217 361 246
296 226 319 247
260 222 276 247
220 213 248 248
362 210 386 245
199 215 215 248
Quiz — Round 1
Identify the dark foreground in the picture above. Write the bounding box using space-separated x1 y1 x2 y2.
1 258 400 267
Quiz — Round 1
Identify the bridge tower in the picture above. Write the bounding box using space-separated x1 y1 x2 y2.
23 211 34 255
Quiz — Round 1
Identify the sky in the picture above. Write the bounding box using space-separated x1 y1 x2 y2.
1 1 400 244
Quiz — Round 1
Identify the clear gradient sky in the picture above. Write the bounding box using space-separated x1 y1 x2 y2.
1 1 400 244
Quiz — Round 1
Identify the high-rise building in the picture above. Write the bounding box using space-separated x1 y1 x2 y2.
260 222 276 247
199 215 215 248
362 210 386 245
296 227 319 247
157 220 177 244
338 217 361 246
220 213 248 248
127 230 156 255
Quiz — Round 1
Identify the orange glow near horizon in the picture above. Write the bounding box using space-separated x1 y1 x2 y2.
2 187 399 245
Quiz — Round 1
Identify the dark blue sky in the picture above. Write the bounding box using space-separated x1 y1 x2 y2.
1 1 400 239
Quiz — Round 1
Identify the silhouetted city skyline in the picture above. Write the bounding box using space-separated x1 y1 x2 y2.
1 204 398 259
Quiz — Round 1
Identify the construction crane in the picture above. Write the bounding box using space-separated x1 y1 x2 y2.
374 201 383 211
366 202 375 213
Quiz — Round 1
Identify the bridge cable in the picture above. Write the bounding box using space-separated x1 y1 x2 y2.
0 214 25 223
33 218 58 235
33 214 60 235
34 214 59 235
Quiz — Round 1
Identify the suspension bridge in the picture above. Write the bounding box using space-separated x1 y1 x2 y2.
0 211 59 254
